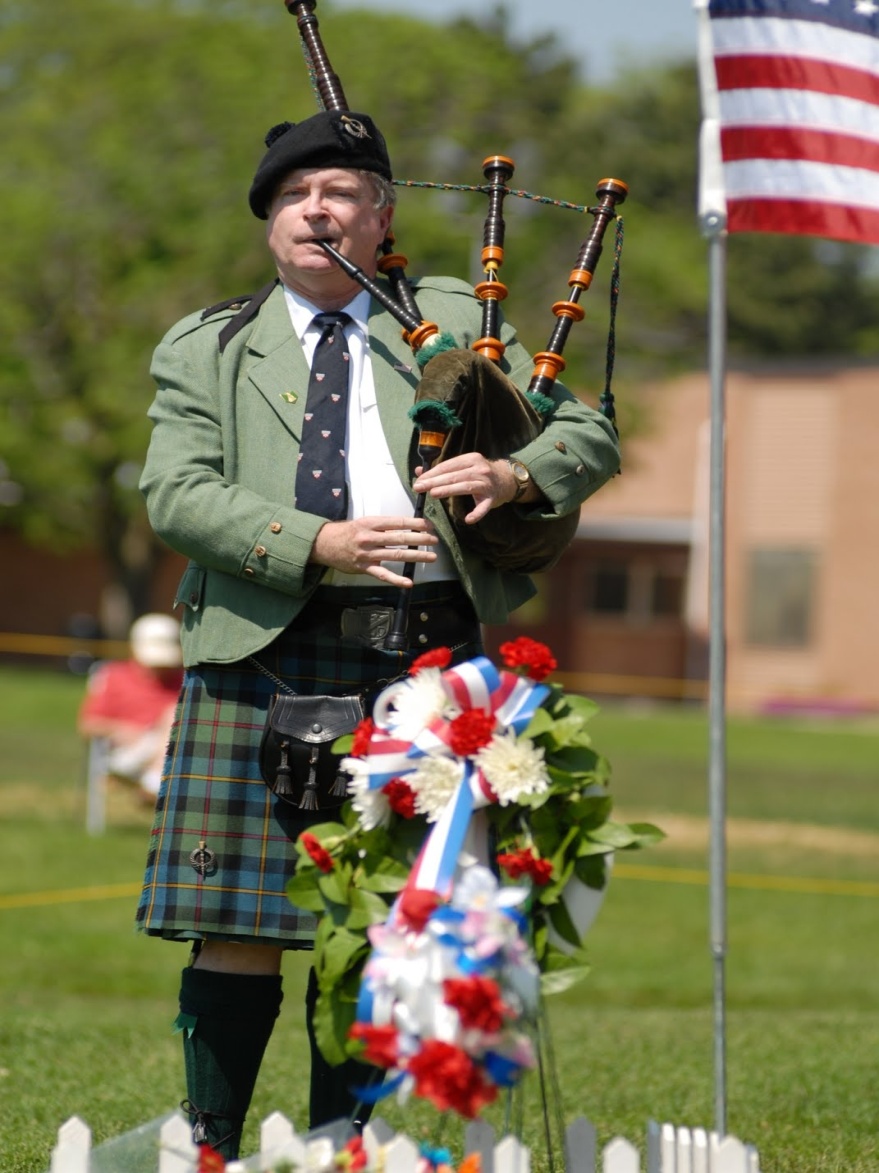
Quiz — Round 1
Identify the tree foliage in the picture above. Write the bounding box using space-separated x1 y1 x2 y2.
1 0 878 622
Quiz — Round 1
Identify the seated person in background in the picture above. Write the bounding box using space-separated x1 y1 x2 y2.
78 612 183 800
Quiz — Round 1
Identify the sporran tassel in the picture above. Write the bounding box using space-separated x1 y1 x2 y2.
299 746 320 810
273 741 297 799
330 768 349 798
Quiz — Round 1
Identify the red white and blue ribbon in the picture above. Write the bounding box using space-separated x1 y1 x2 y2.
356 656 548 909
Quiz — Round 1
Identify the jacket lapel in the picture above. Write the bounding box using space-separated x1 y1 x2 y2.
244 285 310 436
240 283 424 472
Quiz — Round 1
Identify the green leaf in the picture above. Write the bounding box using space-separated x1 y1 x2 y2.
625 822 668 846
313 986 355 1068
285 873 326 913
540 964 592 996
523 707 555 739
548 891 581 947
587 821 650 849
546 745 602 776
317 868 352 907
558 694 600 723
357 871 407 894
574 855 612 889
346 887 393 929
316 926 370 991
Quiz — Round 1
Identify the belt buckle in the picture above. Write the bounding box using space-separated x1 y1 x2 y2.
340 605 394 648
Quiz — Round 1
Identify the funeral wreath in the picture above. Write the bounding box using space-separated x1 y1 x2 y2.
286 637 662 1119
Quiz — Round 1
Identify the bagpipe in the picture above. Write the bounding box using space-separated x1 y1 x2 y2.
286 1 627 647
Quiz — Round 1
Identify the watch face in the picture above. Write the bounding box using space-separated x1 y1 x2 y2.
510 460 529 482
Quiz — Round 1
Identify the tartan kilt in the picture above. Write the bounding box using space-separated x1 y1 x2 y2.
135 583 482 949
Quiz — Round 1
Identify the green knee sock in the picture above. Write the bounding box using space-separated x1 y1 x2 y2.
176 967 283 1160
305 965 380 1130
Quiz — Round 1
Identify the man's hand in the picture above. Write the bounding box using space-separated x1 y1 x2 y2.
310 515 439 587
413 453 532 523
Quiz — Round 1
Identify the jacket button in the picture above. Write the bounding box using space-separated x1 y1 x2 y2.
575 463 586 475
270 522 282 533
244 567 255 577
255 545 267 557
419 612 429 622
555 441 567 453
417 633 428 645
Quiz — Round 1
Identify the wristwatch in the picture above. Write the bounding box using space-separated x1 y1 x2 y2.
506 458 531 503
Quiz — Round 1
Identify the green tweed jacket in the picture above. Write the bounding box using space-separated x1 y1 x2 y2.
141 278 620 666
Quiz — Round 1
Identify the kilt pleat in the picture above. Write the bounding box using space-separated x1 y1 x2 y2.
135 583 482 948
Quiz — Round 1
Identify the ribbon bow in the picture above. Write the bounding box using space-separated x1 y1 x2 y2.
346 655 549 916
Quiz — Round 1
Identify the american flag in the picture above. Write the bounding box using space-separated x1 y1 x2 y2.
698 0 879 243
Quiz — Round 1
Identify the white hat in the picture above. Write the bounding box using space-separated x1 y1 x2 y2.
129 613 182 668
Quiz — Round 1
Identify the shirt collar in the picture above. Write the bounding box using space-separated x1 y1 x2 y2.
282 284 371 342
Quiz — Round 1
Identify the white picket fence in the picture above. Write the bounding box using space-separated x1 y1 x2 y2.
48 1111 760 1173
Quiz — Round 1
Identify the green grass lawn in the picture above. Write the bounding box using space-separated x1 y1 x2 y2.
1 667 877 1172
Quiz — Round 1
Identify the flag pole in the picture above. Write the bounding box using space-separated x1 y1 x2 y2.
694 0 728 1137
702 210 728 1138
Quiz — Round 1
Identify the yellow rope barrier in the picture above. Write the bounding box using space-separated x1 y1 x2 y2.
613 861 879 899
0 632 705 701
0 882 142 911
0 633 130 658
2 867 876 914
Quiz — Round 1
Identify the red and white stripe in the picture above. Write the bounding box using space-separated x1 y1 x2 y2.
699 5 879 242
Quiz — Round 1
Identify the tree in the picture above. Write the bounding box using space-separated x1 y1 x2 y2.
2 1 878 627
0 0 597 627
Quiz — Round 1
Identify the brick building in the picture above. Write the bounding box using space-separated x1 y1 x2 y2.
488 363 879 713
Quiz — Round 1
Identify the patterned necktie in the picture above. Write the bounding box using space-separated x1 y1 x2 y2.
294 311 351 520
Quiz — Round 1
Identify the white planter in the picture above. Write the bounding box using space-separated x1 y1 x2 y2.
546 854 613 955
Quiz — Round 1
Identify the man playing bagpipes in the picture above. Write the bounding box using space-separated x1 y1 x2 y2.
134 2 621 1160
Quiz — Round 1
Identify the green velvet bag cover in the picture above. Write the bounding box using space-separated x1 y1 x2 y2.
413 349 578 573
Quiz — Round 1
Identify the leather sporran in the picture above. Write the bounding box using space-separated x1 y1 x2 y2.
414 349 578 573
258 692 364 810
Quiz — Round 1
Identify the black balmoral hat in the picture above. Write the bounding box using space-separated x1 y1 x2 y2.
248 110 392 219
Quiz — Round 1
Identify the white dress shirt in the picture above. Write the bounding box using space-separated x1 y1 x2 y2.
283 285 458 586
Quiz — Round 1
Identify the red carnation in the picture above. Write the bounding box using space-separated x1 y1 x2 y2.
198 1145 226 1173
383 777 417 818
407 1040 498 1119
443 975 508 1033
411 646 453 674
300 831 334 874
351 717 375 757
496 847 554 886
342 1136 368 1171
448 709 495 757
349 1022 400 1069
499 636 557 682
398 887 443 932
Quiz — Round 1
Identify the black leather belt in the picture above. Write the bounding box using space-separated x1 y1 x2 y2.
296 590 480 651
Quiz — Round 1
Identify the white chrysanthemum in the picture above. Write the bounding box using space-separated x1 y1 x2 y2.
475 731 550 805
381 668 458 740
408 753 464 822
344 761 392 830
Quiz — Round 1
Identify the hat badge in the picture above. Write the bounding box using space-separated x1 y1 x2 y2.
340 115 370 141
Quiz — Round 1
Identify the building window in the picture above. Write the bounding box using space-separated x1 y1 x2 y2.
745 548 816 647
652 572 684 617
586 559 685 621
591 564 629 614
